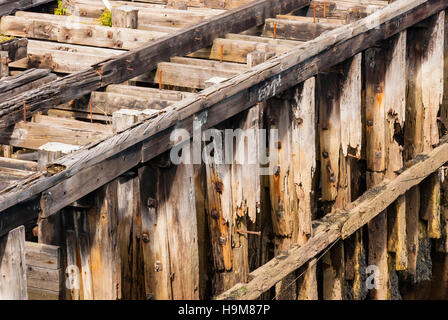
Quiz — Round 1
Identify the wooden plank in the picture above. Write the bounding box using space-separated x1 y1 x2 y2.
0 68 50 94
0 121 111 150
26 265 62 292
139 165 172 299
0 225 27 300
262 18 339 41
189 37 293 63
1 16 167 50
90 91 173 114
25 241 61 270
135 62 240 89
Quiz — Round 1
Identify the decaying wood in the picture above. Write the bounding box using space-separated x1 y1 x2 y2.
217 135 448 300
0 0 447 240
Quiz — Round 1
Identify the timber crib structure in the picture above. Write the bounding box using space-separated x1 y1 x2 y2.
0 0 446 300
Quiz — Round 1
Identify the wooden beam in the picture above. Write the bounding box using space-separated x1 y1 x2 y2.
0 0 445 230
217 135 448 300
0 16 167 50
0 0 309 129
0 0 53 17
262 18 339 41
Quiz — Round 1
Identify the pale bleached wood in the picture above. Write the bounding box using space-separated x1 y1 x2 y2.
0 226 27 300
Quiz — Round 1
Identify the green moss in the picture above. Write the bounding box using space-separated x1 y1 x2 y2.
54 0 67 15
0 34 14 43
97 9 112 27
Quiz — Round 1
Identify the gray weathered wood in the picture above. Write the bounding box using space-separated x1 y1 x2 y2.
0 225 27 300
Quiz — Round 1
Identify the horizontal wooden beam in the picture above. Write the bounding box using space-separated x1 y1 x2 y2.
0 0 445 233
0 0 53 17
216 135 448 300
0 0 309 129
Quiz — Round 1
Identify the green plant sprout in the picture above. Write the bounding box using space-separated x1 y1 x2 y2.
54 0 67 15
97 9 112 27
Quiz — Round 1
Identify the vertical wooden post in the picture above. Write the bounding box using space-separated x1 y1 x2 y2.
139 165 172 300
0 226 28 300
115 171 139 300
442 11 448 131
267 95 298 300
405 12 445 283
319 54 362 300
111 6 139 29
88 181 121 300
364 29 407 299
291 78 317 300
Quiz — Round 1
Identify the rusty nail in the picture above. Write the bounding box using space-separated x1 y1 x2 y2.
296 117 303 125
115 40 123 48
367 119 374 126
277 141 282 149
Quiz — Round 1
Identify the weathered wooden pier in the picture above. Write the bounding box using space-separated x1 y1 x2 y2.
0 0 447 300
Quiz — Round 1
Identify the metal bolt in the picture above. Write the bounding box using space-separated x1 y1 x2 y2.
147 198 158 208
211 210 219 219
219 236 227 245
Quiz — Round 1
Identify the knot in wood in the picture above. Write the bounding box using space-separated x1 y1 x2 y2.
154 261 163 272
142 233 150 243
322 151 329 159
86 29 92 37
